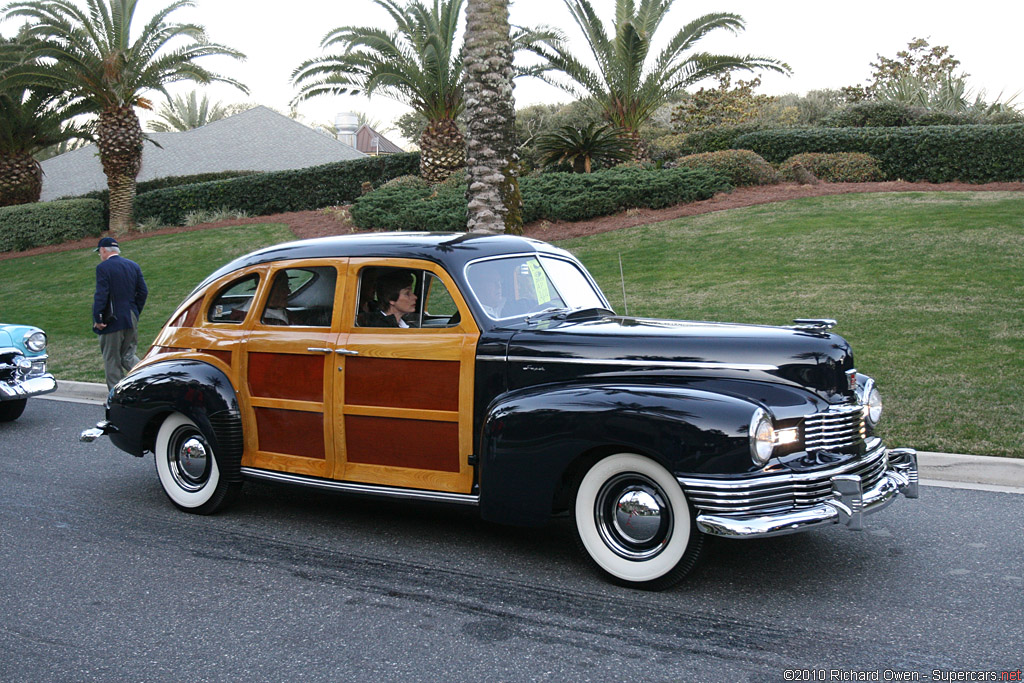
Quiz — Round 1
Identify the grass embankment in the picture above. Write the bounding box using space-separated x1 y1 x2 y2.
1 192 1020 456
2 223 293 380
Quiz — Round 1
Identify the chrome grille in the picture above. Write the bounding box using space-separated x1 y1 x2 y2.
681 446 887 516
0 349 22 384
803 405 865 452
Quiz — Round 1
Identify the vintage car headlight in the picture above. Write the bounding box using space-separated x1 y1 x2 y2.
749 408 775 465
862 380 883 429
24 330 47 352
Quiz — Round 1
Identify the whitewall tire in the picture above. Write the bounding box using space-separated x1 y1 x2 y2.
154 413 239 514
573 453 703 590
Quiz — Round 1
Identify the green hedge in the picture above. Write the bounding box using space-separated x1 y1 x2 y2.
650 123 764 161
135 153 421 225
0 198 105 252
675 150 779 186
779 153 885 182
734 125 1024 182
349 166 732 231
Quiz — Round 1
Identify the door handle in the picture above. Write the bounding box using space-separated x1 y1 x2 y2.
306 347 332 353
335 349 359 356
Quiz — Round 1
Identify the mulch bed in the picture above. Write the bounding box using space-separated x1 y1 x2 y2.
4 180 1023 261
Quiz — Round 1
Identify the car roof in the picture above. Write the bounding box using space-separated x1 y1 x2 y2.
193 232 571 293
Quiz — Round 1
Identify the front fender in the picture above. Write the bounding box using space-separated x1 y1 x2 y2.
477 382 762 526
106 360 244 482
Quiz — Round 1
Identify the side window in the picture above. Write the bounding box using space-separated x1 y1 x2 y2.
354 266 460 329
208 274 259 324
420 273 460 328
261 267 336 327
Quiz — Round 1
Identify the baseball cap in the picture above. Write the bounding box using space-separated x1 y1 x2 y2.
94 237 119 252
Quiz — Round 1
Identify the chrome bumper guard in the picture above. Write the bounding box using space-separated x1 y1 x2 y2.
692 447 918 539
1 374 57 401
80 420 118 443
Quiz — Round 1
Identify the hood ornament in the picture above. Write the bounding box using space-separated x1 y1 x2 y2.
790 318 837 334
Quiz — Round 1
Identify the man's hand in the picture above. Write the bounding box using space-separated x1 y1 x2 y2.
94 322 106 331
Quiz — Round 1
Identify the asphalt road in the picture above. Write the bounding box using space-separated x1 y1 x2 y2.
2 398 1022 682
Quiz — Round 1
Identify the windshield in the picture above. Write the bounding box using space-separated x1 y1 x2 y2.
466 255 607 320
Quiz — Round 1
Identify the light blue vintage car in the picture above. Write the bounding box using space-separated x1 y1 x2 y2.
0 322 56 421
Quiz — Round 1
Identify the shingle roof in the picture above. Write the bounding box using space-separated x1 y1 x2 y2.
39 106 366 201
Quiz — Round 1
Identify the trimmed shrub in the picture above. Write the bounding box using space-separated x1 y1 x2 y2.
348 182 467 232
349 166 732 231
820 102 921 128
674 150 779 186
650 123 764 162
135 153 421 225
734 124 1024 183
0 198 105 252
779 153 886 182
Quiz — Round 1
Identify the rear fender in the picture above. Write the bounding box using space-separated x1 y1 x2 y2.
477 382 761 526
106 360 244 482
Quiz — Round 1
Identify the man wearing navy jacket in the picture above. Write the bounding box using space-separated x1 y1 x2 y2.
92 237 148 390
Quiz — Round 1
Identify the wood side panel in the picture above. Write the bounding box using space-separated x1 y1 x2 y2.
345 357 459 411
255 407 325 459
205 349 231 366
345 415 459 472
248 352 323 402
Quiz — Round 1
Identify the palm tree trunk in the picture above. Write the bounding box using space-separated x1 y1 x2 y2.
419 118 465 183
463 0 522 234
97 105 145 232
0 152 42 207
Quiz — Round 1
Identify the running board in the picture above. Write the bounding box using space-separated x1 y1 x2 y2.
239 467 480 507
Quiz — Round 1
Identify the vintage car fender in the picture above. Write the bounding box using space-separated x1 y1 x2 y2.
106 359 244 482
477 382 766 526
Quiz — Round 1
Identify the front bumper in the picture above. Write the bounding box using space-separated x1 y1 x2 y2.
681 445 919 539
1 374 57 401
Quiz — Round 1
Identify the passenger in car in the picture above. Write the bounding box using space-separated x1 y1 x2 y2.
364 270 418 328
261 275 292 325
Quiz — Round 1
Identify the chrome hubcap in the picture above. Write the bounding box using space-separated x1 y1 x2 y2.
168 428 210 492
595 474 672 560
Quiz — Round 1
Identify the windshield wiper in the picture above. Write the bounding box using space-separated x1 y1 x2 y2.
524 307 568 323
525 306 615 323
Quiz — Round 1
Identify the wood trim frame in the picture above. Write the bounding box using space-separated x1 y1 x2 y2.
334 258 480 493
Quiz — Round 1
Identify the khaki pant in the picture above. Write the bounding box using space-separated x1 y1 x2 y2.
98 312 139 390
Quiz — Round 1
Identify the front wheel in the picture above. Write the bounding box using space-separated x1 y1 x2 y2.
0 399 27 422
154 413 240 514
573 453 703 590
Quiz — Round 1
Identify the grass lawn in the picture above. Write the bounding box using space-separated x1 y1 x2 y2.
1 192 1020 457
2 223 294 381
559 191 1024 458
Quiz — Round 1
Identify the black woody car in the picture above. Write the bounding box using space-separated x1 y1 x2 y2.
82 233 917 589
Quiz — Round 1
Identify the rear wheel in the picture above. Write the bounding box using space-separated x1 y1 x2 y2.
573 453 703 590
154 413 240 514
0 399 27 422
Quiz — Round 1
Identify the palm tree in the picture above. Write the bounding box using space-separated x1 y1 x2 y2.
535 122 632 173
527 0 790 158
292 0 465 183
2 0 247 231
463 0 520 233
0 33 90 206
147 91 230 132
292 0 553 183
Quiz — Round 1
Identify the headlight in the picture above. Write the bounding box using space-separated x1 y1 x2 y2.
749 408 775 466
861 378 883 429
24 331 47 352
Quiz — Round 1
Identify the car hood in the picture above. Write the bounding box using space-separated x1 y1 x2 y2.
505 315 856 402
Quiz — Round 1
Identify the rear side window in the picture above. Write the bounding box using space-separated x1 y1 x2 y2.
208 275 259 324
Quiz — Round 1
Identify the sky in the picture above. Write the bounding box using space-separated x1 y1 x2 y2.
3 0 1021 147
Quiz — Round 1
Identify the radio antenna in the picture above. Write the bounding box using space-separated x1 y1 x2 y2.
618 253 628 315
